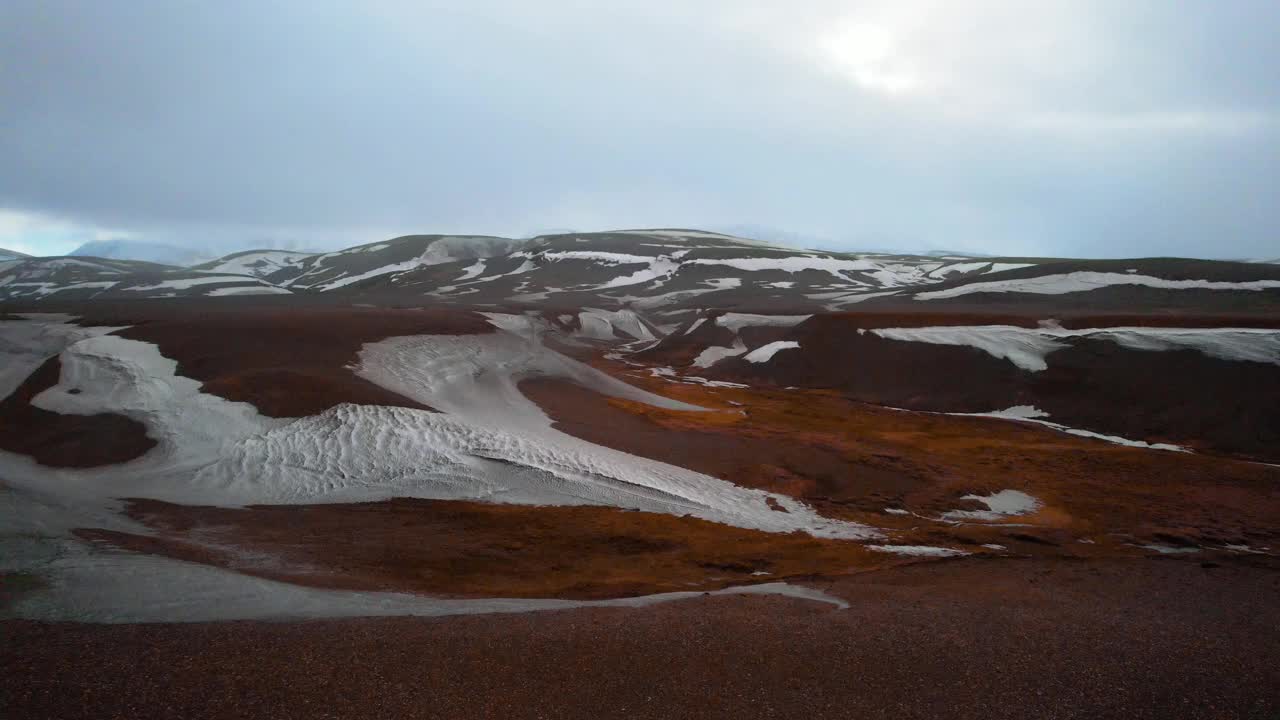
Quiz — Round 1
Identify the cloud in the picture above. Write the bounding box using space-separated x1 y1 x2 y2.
0 209 134 256
1 0 1278 259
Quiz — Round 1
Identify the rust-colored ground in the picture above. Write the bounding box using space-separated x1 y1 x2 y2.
63 369 1280 603
525 372 1280 555
0 356 155 467
4 556 1278 720
76 498 888 600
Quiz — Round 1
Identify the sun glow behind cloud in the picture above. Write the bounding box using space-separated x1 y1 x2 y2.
814 20 921 96
1 0 1278 259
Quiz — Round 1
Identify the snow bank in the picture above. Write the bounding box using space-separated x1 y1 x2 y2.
692 339 748 368
205 286 291 296
868 545 968 557
916 271 1280 300
952 406 1189 452
456 259 486 281
715 313 811 333
0 315 126 402
867 325 1280 371
596 255 680 290
577 308 657 342
351 330 872 538
744 341 801 363
124 275 262 292
0 322 874 539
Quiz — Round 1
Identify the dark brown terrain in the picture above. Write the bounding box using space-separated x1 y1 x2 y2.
4 556 1278 720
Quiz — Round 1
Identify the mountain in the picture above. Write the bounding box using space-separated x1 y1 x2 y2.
0 256 289 301
70 239 214 266
0 247 30 262
190 234 532 288
6 229 1279 314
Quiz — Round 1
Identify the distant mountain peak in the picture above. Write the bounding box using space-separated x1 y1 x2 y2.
70 240 213 266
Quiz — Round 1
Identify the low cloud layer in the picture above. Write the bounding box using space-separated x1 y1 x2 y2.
3 1 1278 258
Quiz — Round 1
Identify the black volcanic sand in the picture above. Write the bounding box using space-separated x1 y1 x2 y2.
3 557 1277 720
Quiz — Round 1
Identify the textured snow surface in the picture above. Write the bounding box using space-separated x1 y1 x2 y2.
868 325 1280 371
352 329 873 538
576 308 657 342
943 490 1041 521
0 317 875 622
916 271 1280 300
868 326 1067 371
0 318 870 537
743 341 801 363
0 315 126 402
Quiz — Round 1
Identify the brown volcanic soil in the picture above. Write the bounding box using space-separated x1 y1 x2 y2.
4 556 1279 720
0 356 155 467
522 378 931 505
524 375 1280 554
75 498 885 600
105 306 492 417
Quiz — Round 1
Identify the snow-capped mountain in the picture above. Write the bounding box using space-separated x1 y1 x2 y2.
0 247 29 262
5 228 1280 312
0 256 289 301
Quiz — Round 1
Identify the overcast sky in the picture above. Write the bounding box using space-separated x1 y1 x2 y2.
3 1 1278 259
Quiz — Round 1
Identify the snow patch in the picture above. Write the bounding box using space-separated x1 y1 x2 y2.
868 545 968 557
916 271 1280 300
870 325 1280 371
692 339 748 368
744 341 800 363
943 490 1040 521
715 313 811 333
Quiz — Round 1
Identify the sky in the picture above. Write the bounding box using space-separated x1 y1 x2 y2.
2 1 1278 260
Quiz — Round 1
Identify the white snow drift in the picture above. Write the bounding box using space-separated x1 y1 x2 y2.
915 271 1280 300
744 341 801 363
942 490 1041 521
0 317 874 541
865 325 1280 371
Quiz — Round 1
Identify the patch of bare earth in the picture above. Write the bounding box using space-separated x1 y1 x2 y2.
75 498 888 600
0 356 155 467
698 312 1280 462
524 372 1280 556
111 306 493 417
